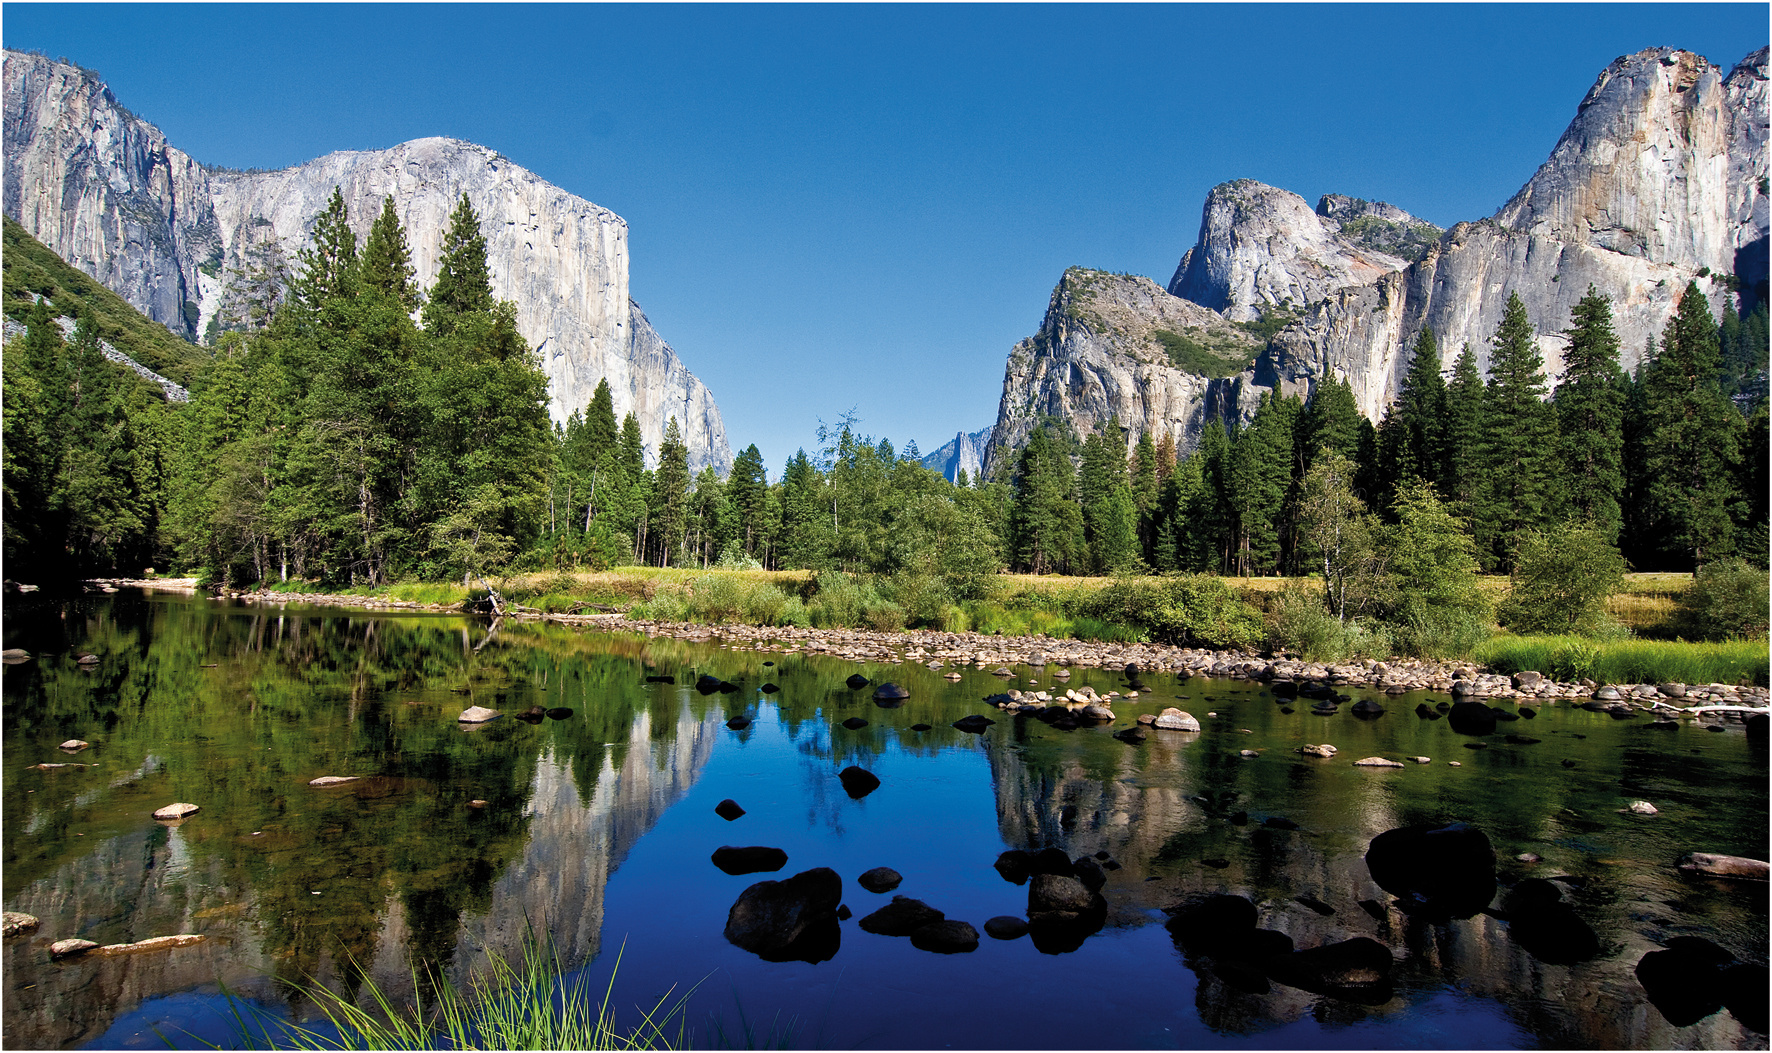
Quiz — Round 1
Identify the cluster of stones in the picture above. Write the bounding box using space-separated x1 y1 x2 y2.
622 619 1768 721
229 589 459 613
3 909 204 960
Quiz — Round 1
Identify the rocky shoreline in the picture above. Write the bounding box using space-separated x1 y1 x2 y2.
124 584 1772 721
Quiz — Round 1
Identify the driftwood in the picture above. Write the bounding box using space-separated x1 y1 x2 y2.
1681 705 1772 716
473 616 503 654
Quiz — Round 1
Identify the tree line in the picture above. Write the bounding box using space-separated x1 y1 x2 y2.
3 187 1767 599
1006 286 1768 580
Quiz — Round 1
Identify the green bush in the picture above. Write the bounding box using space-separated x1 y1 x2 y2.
1392 607 1491 660
862 600 906 632
1071 616 1144 643
1496 523 1627 636
1675 559 1770 641
775 595 812 628
1078 574 1263 650
883 570 954 628
1265 584 1352 661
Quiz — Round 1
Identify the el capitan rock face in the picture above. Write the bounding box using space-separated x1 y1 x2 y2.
986 46 1768 471
1 50 730 473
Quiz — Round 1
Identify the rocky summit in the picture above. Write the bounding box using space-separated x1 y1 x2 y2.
1 50 730 473
985 46 1769 469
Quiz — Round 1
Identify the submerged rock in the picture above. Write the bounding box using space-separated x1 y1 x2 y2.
1364 821 1496 920
2 912 39 938
458 706 500 724
724 867 843 963
910 920 979 954
152 803 199 821
858 867 903 893
715 799 746 821
838 766 881 799
984 915 1029 940
952 714 995 733
711 846 789 875
858 895 945 936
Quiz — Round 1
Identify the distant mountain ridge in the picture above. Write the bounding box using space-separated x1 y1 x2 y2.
920 425 994 482
1 50 731 473
984 46 1769 477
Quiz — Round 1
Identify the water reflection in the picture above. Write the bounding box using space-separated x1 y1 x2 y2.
1 593 1765 1050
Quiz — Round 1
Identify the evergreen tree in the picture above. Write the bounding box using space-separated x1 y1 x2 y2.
1184 422 1235 572
1442 342 1486 517
1008 424 1085 574
651 418 690 566
1375 327 1446 506
1226 391 1294 575
1554 287 1626 540
1475 292 1559 567
728 443 770 555
1132 431 1160 562
1297 375 1362 474
292 187 358 312
359 195 420 311
422 194 494 335
1640 282 1744 566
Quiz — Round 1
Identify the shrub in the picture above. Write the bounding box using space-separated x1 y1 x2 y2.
1497 523 1627 636
1078 574 1263 650
775 595 812 628
1392 607 1491 661
1265 584 1352 661
862 600 906 632
883 570 954 628
1674 559 1770 640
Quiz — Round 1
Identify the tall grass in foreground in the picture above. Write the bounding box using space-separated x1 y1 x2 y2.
229 940 691 1051
1474 634 1770 687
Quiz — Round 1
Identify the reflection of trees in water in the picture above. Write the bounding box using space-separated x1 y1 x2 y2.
1 596 724 1048
974 687 1765 1048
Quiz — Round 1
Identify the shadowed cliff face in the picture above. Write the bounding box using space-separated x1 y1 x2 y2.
1 50 730 474
988 47 1769 468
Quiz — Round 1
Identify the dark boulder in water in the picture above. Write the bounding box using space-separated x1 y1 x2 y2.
1264 937 1395 1004
845 674 870 690
696 675 723 695
858 895 944 936
1502 878 1599 964
1351 699 1385 719
1365 821 1496 920
1071 857 1107 892
1518 706 1537 718
1722 963 1769 1034
857 867 902 893
725 715 752 730
840 717 869 730
952 714 995 733
724 867 842 963
646 675 675 684
1636 936 1735 1027
760 683 779 694
1490 706 1520 721
837 766 881 799
873 683 909 701
546 707 574 720
1448 701 1497 736
910 919 979 954
712 845 788 875
1027 847 1075 878
1165 894 1256 956
984 915 1029 940
715 798 746 821
993 850 1031 885
909 723 933 732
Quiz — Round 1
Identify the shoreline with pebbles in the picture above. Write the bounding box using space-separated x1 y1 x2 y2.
107 582 1772 719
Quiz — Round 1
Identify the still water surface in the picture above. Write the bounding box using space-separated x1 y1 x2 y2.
2 591 1765 1049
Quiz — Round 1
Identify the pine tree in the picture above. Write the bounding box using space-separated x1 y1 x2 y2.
1641 282 1744 567
1441 342 1486 518
652 418 690 567
1554 287 1626 540
422 194 494 334
1008 424 1085 574
292 188 358 312
1375 327 1447 506
1297 375 1361 475
1226 391 1294 575
359 195 420 310
728 443 770 555
1475 292 1559 567
1132 431 1160 562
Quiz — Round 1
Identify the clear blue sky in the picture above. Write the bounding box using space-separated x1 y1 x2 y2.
6 4 1767 475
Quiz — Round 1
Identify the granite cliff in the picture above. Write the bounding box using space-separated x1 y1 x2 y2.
921 425 994 483
2 50 730 473
985 46 1768 474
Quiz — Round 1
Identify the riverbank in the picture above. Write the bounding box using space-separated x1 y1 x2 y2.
218 584 1769 719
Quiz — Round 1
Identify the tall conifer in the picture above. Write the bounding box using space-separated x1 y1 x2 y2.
1475 292 1559 567
1555 287 1626 540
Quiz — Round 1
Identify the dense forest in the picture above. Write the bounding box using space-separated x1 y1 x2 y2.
4 195 1768 611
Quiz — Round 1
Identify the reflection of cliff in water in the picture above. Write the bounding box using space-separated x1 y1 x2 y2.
461 703 722 969
978 708 1762 1049
1 696 718 1049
